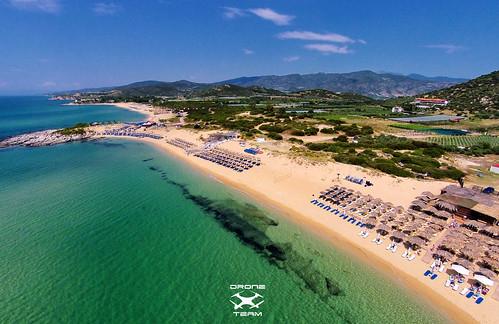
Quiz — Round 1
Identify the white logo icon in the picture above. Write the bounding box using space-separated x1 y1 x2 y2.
230 291 264 310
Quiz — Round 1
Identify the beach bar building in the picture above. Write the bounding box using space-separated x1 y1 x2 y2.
438 185 499 225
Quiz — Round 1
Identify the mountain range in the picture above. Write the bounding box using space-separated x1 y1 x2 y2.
58 70 468 99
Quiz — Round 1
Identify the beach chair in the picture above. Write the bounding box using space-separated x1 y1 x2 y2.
445 279 451 287
424 270 431 277
452 284 459 291
465 291 474 298
407 254 416 261
475 297 484 304
391 245 398 253
438 264 446 272
402 250 409 258
430 273 438 280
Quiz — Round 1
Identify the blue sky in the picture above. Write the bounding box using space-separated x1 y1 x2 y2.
0 0 498 94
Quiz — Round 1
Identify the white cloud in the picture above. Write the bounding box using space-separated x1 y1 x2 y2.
248 8 294 26
283 56 300 62
304 43 351 54
424 44 464 54
41 81 56 88
93 2 121 15
243 48 254 55
222 6 245 19
7 0 60 13
278 31 354 43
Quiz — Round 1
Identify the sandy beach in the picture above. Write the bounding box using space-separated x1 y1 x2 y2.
92 103 498 323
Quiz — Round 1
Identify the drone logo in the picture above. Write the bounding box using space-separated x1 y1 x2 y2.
230 291 264 310
229 284 265 317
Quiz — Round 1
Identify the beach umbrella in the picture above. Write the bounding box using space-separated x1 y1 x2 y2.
430 217 447 226
421 191 435 197
364 221 377 229
416 232 434 241
377 224 391 233
435 210 452 220
451 264 470 276
408 236 425 247
460 247 482 261
391 231 406 240
403 224 419 232
481 258 499 272
477 268 497 279
454 258 472 269
466 220 484 230
435 249 454 261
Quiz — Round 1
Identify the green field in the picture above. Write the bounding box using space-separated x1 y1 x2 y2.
424 135 499 147
390 123 432 131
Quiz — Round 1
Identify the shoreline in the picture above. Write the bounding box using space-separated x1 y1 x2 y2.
64 102 154 119
105 133 482 324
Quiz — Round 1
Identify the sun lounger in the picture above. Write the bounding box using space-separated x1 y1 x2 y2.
430 273 438 280
438 264 445 272
466 291 474 298
445 279 451 287
452 284 459 291
407 254 416 261
424 270 431 277
402 250 409 258
475 297 484 304
391 245 398 252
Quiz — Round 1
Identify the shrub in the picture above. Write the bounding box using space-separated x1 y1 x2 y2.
320 127 335 134
288 137 304 144
335 135 348 142
290 129 305 136
268 132 283 140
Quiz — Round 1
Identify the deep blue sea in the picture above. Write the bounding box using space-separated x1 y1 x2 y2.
0 96 145 139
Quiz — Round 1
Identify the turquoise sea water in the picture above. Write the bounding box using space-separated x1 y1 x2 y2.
0 98 447 323
0 96 145 139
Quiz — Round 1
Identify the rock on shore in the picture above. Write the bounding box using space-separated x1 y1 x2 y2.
0 129 92 148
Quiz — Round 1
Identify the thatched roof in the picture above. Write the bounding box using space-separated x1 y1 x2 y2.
435 249 454 260
391 231 406 240
436 200 457 212
454 258 473 269
408 236 425 247
477 268 497 279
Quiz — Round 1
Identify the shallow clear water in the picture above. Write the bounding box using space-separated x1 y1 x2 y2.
0 140 447 323
0 97 447 323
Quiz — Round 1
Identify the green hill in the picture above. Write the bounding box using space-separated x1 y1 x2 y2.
425 71 498 116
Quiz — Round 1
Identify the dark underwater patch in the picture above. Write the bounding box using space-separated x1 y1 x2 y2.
142 158 154 162
158 173 345 307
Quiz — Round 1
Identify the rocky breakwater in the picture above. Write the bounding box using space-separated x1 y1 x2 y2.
0 129 92 148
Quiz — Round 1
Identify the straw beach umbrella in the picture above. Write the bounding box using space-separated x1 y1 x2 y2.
391 231 406 241
435 249 454 261
408 236 425 248
377 224 391 234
